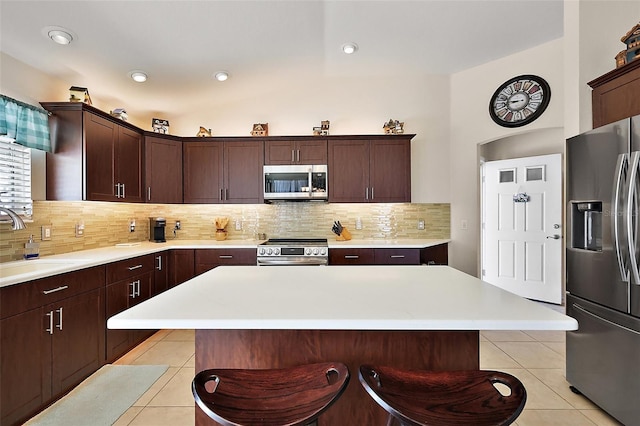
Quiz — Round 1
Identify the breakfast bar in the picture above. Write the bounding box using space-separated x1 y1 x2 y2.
108 265 578 425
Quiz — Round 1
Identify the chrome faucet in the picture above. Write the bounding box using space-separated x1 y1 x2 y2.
0 207 27 230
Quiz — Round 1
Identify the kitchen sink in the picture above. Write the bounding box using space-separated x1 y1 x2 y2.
0 258 92 279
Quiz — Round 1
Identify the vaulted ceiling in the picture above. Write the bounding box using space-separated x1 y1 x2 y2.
1 1 563 120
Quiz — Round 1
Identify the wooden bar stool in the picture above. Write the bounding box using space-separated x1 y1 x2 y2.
192 362 350 426
359 365 526 426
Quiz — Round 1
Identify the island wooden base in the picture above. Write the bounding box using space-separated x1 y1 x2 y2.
195 329 479 425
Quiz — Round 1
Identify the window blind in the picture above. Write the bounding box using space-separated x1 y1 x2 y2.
0 135 32 218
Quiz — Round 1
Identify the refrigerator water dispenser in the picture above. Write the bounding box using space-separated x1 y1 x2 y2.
571 202 602 251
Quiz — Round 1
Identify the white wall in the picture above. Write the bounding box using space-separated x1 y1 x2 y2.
449 39 565 275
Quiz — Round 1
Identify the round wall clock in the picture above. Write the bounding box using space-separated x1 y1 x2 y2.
489 75 551 128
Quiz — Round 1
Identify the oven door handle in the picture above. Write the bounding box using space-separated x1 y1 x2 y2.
257 258 327 266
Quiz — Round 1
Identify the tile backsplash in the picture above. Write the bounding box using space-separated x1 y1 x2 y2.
0 201 449 262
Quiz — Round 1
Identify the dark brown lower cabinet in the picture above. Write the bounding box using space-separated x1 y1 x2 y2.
329 248 376 265
105 256 155 362
329 244 448 266
421 244 448 265
0 267 105 426
195 248 257 275
169 249 196 287
374 248 421 265
153 251 169 295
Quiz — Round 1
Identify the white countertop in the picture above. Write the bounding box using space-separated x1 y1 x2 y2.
0 239 448 287
107 265 577 331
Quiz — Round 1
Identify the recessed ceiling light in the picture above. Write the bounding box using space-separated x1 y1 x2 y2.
129 71 148 83
342 42 358 54
214 71 229 82
42 26 75 45
49 30 73 45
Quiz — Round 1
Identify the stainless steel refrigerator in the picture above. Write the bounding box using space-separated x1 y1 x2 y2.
566 115 640 426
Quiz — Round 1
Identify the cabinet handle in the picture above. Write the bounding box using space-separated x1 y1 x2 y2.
130 280 141 298
56 307 63 331
122 183 126 198
127 264 143 271
297 149 300 163
292 149 295 163
148 187 151 201
345 255 360 259
365 187 369 200
371 187 374 200
225 188 228 200
390 255 405 258
115 183 120 198
43 285 69 295
46 310 54 334
220 188 224 201
219 255 233 259
156 255 162 271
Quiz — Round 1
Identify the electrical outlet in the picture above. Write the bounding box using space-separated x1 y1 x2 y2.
175 220 181 230
41 225 52 241
235 220 242 230
418 219 425 230
461 219 468 230
129 219 136 232
75 222 85 238
355 217 363 230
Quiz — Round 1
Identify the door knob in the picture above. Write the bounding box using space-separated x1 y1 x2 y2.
546 234 561 240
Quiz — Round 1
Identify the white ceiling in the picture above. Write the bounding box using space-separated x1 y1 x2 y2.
1 0 563 121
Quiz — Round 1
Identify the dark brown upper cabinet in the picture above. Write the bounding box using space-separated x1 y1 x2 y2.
264 138 327 165
183 138 264 204
589 60 640 128
145 134 183 203
42 102 144 202
328 135 412 203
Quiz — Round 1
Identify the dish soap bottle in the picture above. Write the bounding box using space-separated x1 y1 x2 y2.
24 235 40 260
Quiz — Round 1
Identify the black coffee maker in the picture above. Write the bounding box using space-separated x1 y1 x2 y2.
149 217 166 242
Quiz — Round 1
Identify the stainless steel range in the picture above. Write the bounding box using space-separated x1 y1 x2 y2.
257 238 328 266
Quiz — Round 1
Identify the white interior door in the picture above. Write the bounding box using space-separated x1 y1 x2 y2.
482 154 562 304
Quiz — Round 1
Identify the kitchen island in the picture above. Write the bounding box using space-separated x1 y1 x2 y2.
108 265 577 425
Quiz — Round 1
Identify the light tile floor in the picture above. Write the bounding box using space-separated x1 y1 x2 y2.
78 327 623 426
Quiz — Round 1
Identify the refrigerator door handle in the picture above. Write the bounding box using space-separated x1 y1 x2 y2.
572 303 640 336
613 153 630 282
627 151 640 285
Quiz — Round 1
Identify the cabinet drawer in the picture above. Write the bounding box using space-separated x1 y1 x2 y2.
374 249 420 265
195 249 257 266
0 266 106 319
329 248 375 265
106 255 154 283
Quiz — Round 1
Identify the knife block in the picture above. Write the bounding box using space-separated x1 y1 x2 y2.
336 227 352 241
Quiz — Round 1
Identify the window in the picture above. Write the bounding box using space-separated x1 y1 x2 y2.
0 135 32 218
499 169 516 183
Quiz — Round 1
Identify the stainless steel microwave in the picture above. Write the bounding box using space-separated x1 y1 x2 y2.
263 165 328 201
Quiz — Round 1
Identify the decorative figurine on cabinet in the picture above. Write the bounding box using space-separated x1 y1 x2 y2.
251 123 268 136
152 118 170 134
196 126 212 137
313 120 330 136
110 108 128 121
69 86 92 105
383 118 404 134
616 22 640 68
